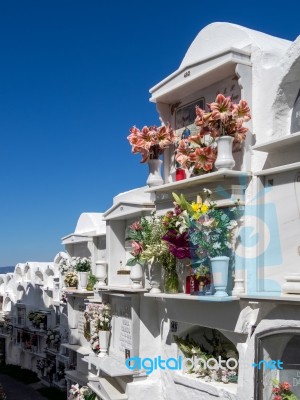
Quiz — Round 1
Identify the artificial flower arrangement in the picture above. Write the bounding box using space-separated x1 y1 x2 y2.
126 213 170 266
97 303 112 331
84 304 104 353
194 94 251 143
68 385 96 400
58 257 71 274
163 189 240 260
126 213 179 293
27 311 47 328
45 329 61 348
127 123 177 163
175 331 239 384
271 379 297 400
175 94 251 175
64 271 78 288
73 257 91 272
83 304 111 353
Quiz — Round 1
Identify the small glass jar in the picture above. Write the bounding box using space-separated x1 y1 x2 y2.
164 268 179 294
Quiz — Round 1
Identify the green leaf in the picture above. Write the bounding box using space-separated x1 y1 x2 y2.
172 192 181 206
126 258 137 266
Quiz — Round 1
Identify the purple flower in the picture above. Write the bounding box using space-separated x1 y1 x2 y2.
162 230 191 259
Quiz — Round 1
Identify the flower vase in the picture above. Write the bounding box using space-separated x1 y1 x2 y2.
210 256 229 297
130 263 144 289
78 272 89 290
146 159 163 187
94 261 107 289
98 330 110 357
215 136 235 170
164 268 179 294
149 262 162 293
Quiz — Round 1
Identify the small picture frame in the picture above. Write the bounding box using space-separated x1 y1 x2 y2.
175 97 205 131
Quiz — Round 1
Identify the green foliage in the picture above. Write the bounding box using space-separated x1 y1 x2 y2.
84 393 97 400
87 274 97 291
126 213 170 266
172 192 194 215
74 258 91 272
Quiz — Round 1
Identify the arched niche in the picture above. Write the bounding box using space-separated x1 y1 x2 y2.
54 251 70 266
14 265 23 283
174 325 239 384
3 296 12 313
255 328 300 400
44 266 55 288
35 270 44 285
24 264 31 282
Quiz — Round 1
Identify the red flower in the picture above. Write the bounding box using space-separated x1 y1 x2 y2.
279 382 291 391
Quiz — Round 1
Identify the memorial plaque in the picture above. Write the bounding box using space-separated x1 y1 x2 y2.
110 297 134 358
77 303 86 336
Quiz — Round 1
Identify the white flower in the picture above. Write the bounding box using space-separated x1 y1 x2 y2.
203 188 212 195
212 242 221 249
225 241 232 249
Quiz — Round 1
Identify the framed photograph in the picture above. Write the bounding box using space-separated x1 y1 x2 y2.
175 97 205 130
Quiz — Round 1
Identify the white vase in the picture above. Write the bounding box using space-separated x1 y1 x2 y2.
146 159 163 187
130 263 144 289
98 330 110 357
210 256 229 297
215 136 235 170
78 272 89 290
149 262 162 294
95 261 107 289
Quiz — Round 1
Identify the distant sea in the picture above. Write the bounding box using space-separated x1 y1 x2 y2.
0 266 14 274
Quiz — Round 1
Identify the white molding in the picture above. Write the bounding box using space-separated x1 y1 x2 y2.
254 162 300 176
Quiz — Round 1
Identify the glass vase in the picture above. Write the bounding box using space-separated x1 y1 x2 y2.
164 268 179 294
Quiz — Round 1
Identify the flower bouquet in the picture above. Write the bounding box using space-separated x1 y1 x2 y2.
126 213 178 293
64 271 78 288
271 379 298 400
194 94 251 143
97 303 112 357
127 123 177 186
72 257 91 272
45 329 60 349
176 93 251 173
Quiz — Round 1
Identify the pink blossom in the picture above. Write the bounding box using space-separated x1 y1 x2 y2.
188 146 217 172
127 123 176 163
209 94 232 123
273 396 282 400
130 221 142 231
131 241 143 256
232 99 251 123
175 139 191 168
279 382 291 391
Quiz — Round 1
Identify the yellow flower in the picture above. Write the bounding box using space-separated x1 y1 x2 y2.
201 204 209 213
192 202 201 212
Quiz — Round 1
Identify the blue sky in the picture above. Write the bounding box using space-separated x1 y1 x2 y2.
0 1 299 266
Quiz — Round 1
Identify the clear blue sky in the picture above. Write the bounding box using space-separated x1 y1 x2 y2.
0 1 299 266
